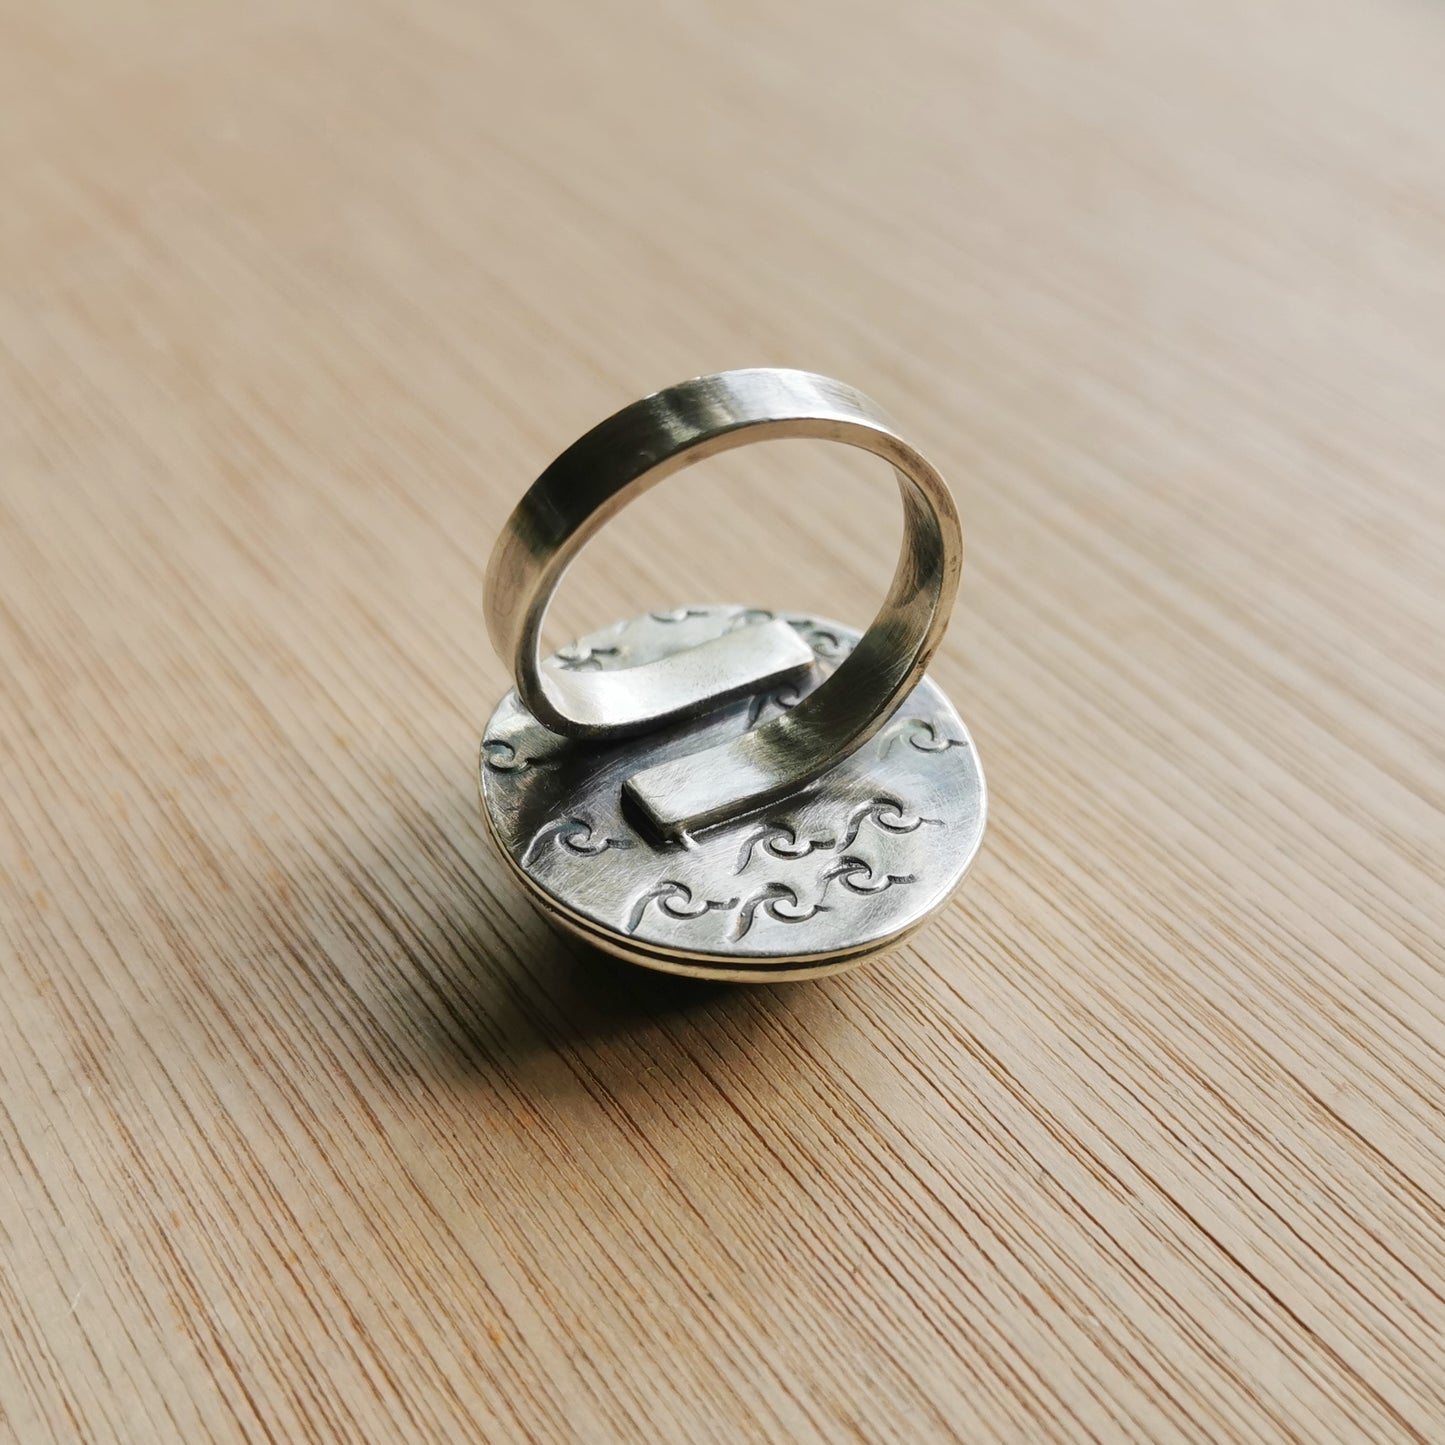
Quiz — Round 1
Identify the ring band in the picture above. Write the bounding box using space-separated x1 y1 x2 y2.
484 368 962 838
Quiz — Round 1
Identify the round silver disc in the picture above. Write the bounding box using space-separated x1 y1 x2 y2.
479 606 986 982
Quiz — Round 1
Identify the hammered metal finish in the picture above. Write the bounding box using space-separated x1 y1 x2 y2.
480 607 985 981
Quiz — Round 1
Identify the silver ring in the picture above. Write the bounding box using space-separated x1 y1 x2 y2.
484 368 962 838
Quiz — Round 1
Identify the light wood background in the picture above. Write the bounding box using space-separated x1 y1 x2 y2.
2 0 1443 1440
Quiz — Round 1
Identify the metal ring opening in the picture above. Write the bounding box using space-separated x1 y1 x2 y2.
483 368 962 837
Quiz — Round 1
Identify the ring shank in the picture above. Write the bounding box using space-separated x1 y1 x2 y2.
484 368 961 838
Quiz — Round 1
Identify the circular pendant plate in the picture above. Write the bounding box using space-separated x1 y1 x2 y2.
479 606 986 981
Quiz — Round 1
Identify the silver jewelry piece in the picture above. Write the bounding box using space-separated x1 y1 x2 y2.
480 369 985 981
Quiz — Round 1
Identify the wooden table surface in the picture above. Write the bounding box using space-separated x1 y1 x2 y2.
3 0 1443 1440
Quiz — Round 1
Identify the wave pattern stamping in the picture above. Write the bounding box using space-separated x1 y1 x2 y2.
627 881 739 935
877 717 970 756
483 738 527 772
735 821 835 874
552 642 622 671
820 855 917 898
838 797 943 852
522 817 634 867
734 883 828 940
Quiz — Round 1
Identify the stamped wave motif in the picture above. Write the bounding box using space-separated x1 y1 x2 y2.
484 731 568 774
522 817 634 867
788 619 850 659
616 796 942 941
650 607 711 623
599 790 943 941
627 881 738 935
552 641 622 671
733 883 828 940
735 820 834 874
838 797 944 851
819 855 916 899
745 682 803 729
482 738 528 772
725 607 776 632
877 717 969 756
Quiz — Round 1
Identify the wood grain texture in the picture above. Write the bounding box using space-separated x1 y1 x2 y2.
2 0 1443 1440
